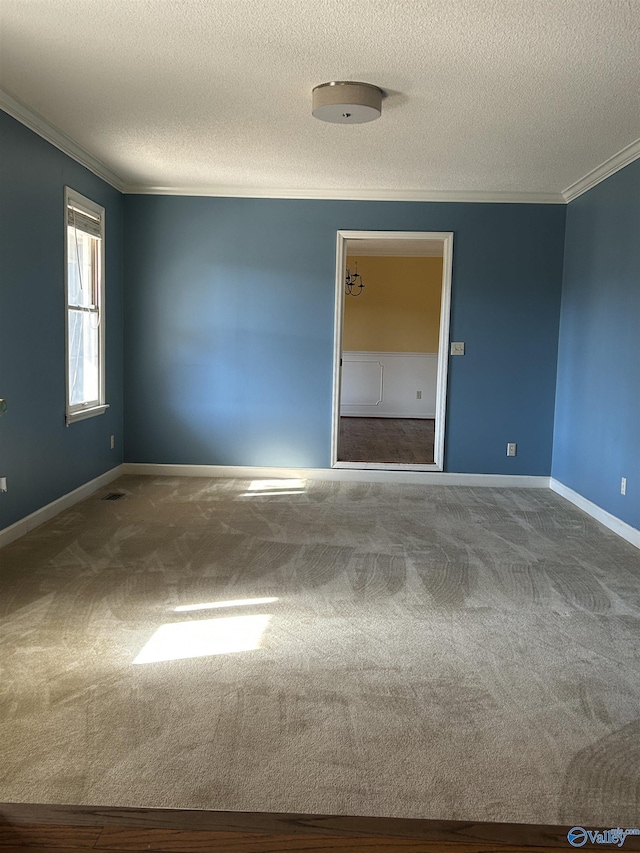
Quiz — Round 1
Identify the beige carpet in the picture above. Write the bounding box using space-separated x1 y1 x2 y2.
0 475 639 825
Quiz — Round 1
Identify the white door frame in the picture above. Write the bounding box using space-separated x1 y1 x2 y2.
331 230 454 471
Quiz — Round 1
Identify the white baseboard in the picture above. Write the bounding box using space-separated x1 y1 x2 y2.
0 465 125 550
550 479 640 550
122 463 550 488
333 461 441 472
340 412 436 419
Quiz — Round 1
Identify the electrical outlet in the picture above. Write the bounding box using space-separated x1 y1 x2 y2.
506 443 517 457
621 477 627 495
110 435 115 450
416 390 422 400
450 342 465 356
0 476 7 492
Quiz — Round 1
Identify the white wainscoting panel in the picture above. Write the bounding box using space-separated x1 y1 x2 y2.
341 351 438 418
341 358 383 406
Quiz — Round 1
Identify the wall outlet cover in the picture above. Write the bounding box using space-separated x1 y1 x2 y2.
450 342 465 355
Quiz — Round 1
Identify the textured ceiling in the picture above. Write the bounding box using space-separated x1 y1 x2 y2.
1 0 639 198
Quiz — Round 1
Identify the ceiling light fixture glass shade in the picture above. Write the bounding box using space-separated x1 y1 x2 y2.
312 81 383 124
345 262 364 296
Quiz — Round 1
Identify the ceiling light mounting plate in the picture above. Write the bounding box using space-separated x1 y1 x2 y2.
312 81 383 124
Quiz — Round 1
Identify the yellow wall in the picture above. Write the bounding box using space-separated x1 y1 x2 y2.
343 255 442 353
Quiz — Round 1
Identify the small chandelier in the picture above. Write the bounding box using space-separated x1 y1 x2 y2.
345 262 364 296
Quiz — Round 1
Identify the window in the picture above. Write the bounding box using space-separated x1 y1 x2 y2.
65 188 108 424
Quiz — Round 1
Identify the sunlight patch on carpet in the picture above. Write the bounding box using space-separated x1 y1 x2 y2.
175 597 279 612
133 615 272 664
241 478 307 497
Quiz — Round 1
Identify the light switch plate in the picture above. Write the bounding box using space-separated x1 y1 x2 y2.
450 342 465 355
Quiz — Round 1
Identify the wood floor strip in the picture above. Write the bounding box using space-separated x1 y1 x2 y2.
0 824 579 853
0 822 102 848
4 805 640 852
0 804 610 850
94 833 578 853
96 827 566 852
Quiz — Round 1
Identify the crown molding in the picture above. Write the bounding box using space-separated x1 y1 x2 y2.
124 184 566 203
562 137 640 203
0 88 126 193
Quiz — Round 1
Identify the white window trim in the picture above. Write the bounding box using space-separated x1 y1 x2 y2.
64 187 109 425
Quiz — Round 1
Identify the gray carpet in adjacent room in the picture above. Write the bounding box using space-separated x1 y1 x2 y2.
1 475 639 826
338 417 435 464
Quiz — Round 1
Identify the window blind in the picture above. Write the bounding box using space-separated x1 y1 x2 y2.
67 205 102 238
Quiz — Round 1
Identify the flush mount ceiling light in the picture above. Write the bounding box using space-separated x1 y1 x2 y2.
312 81 383 124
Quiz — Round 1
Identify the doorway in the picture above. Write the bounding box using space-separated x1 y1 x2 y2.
331 231 453 471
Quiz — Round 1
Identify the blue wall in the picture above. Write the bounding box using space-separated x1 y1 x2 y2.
553 159 640 529
0 111 124 530
124 196 566 473
4 106 638 532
